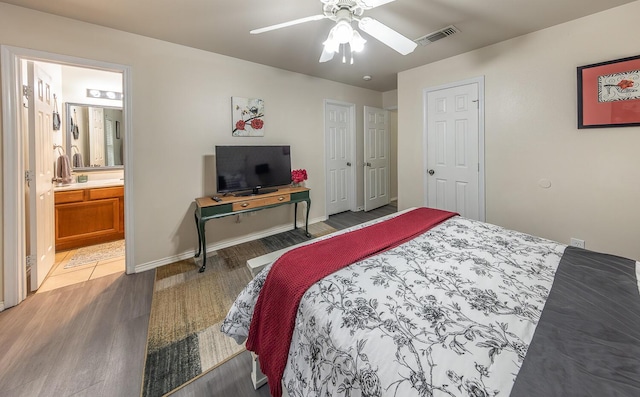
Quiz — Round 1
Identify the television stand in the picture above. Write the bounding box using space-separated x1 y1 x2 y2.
235 187 278 197
193 187 311 272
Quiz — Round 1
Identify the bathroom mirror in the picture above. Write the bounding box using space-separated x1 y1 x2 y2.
65 102 124 171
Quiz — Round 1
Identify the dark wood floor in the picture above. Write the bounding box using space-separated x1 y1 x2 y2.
324 202 397 230
0 204 396 397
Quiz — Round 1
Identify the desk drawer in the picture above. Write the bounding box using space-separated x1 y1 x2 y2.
200 203 233 217
291 191 310 201
232 194 290 211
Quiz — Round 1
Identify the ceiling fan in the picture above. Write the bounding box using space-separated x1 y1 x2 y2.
250 0 417 63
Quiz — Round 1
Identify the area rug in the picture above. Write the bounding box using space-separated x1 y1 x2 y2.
63 239 125 269
141 222 337 397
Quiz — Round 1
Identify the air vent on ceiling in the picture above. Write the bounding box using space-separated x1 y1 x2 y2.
415 25 459 46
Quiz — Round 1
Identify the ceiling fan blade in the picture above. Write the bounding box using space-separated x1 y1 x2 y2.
319 47 335 63
358 17 417 55
250 15 327 34
357 0 396 9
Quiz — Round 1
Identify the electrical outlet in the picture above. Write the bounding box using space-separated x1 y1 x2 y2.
570 238 585 249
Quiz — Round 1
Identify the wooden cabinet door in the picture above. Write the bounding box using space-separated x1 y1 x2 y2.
54 187 124 250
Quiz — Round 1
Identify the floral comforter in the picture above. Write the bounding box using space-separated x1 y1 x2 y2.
222 213 566 397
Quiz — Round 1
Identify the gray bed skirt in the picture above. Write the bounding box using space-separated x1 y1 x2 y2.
511 246 640 396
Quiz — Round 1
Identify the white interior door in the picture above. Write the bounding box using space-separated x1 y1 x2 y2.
325 102 353 215
425 81 481 220
27 62 56 290
364 106 390 212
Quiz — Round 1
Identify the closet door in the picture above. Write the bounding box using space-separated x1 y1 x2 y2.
424 80 482 220
325 102 354 215
364 106 390 212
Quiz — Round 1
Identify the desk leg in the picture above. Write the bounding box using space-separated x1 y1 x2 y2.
199 220 208 272
294 201 311 238
195 214 208 272
194 211 202 258
304 199 311 238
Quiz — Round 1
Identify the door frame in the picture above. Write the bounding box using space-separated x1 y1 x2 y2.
1 45 134 308
422 76 486 221
323 99 357 216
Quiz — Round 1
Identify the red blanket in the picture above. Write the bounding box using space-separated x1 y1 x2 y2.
245 207 457 397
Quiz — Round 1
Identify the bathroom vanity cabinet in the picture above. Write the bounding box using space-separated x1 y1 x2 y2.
54 186 124 250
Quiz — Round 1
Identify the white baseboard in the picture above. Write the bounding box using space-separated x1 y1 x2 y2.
134 215 327 273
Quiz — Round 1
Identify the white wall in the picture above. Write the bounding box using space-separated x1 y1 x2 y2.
61 66 123 108
388 110 398 200
383 90 398 200
398 2 640 261
0 2 382 283
382 89 398 109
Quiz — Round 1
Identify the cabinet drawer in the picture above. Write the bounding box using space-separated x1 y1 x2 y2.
88 186 124 200
55 190 85 204
232 194 290 211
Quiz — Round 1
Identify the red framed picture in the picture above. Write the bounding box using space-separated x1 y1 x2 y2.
577 55 640 129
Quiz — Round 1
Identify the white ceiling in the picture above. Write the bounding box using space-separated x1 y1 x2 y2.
2 0 635 92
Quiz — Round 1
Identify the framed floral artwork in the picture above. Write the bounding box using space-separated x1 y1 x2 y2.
577 55 640 129
232 97 265 136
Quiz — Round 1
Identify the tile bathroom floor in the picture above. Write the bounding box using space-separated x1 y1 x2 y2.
36 243 126 293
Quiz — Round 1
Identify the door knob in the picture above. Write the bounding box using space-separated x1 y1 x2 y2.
428 169 435 175
365 162 372 167
346 162 351 166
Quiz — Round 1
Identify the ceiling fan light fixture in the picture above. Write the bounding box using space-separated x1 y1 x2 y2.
350 30 366 52
333 20 354 44
323 32 340 53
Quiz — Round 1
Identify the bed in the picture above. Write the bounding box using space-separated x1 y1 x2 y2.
221 207 640 397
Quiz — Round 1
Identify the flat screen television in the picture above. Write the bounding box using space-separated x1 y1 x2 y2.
215 145 291 196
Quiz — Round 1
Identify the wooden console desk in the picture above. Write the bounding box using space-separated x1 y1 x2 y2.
194 187 311 272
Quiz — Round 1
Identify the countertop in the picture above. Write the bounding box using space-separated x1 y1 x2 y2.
53 178 124 192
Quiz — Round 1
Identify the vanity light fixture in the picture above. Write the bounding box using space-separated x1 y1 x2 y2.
86 89 123 100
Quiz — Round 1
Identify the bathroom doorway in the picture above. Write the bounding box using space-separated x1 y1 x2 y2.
1 46 133 308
